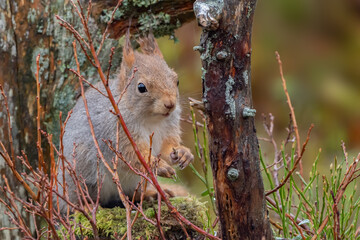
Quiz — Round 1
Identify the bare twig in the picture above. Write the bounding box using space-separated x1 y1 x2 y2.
35 55 45 173
275 51 303 176
97 0 124 55
0 144 37 200
156 192 166 240
117 67 137 104
286 213 306 240
311 216 329 240
69 69 108 97
106 47 116 84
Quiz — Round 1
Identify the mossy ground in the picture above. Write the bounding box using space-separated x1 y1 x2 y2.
59 197 207 240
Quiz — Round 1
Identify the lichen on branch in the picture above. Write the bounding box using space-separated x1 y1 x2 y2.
93 0 195 39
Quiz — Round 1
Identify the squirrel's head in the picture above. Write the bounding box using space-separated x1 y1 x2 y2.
119 33 179 119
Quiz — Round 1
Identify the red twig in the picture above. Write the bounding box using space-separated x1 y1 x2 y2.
311 216 329 240
0 137 37 200
286 213 306 240
156 192 166 240
275 51 303 176
97 0 124 55
35 54 45 173
106 47 116 84
86 0 92 25
48 134 55 235
117 67 137 105
69 69 108 97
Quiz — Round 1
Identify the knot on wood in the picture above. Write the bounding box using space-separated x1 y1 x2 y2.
227 168 239 181
193 0 224 30
216 50 228 60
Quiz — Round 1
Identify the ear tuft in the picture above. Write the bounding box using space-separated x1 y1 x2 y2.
123 32 135 67
137 33 163 58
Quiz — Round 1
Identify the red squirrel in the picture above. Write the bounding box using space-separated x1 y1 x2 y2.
55 34 194 213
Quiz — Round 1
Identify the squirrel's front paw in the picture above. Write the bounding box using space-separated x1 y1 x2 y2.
143 188 175 201
156 160 176 178
170 146 194 170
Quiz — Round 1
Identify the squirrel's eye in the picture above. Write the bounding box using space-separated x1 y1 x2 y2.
177 80 179 86
138 83 147 93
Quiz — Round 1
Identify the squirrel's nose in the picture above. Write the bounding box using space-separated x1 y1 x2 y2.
164 102 175 110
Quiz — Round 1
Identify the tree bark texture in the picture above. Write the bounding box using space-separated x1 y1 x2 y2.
194 0 272 239
0 0 194 238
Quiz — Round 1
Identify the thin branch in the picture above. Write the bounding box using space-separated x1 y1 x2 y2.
106 47 116 84
286 213 306 240
35 54 45 173
311 216 329 240
69 69 108 97
97 0 124 55
275 51 302 176
117 67 137 105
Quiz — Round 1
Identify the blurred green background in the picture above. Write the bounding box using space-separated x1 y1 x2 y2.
155 0 360 194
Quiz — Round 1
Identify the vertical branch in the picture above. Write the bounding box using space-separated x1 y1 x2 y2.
48 134 55 231
35 55 45 173
156 193 166 240
275 51 302 176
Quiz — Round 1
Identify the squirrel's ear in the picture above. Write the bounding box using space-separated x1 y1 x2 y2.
123 32 135 67
137 33 163 58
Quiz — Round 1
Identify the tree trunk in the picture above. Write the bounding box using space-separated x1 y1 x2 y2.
0 0 193 238
194 0 272 239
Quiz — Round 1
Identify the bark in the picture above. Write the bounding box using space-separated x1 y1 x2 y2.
194 0 273 239
0 0 194 238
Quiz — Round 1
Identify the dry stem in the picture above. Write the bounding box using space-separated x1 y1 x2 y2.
275 51 303 176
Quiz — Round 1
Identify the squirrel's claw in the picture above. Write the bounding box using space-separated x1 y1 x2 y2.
171 146 194 170
157 160 176 178
143 188 175 201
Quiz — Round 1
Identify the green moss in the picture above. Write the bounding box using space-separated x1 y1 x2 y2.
59 197 207 239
